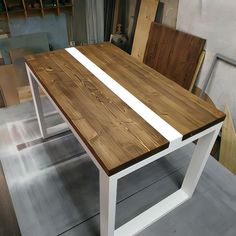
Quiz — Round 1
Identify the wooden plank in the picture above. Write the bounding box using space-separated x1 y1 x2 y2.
220 106 236 175
25 43 225 175
131 0 159 61
0 162 21 236
112 0 121 34
143 22 206 90
0 64 19 106
17 85 45 103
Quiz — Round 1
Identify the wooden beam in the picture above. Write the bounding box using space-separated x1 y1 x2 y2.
220 105 236 175
189 50 206 92
131 0 159 62
192 85 215 107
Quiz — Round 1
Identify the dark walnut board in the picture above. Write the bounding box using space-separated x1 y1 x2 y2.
144 22 206 90
25 43 225 175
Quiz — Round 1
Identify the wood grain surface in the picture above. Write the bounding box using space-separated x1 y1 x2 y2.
26 43 225 175
0 162 21 236
26 48 169 175
144 22 206 90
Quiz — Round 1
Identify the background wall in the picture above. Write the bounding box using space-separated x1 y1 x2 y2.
177 0 236 125
8 14 68 49
160 0 179 28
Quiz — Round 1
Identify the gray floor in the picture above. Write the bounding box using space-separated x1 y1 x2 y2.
0 97 236 236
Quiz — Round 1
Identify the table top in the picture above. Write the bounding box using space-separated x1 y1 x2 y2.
26 43 225 175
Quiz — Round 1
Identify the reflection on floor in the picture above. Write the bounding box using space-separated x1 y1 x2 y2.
0 97 236 236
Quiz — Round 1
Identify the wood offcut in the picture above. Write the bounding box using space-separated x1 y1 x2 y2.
144 22 206 90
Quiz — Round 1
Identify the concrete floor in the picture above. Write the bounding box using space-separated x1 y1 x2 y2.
0 97 236 236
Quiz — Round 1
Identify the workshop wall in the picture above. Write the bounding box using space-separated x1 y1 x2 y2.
177 0 236 125
8 14 68 50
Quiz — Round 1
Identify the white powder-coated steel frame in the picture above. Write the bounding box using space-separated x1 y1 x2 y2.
26 64 222 236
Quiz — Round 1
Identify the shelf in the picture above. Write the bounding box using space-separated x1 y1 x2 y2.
0 11 7 15
43 6 57 9
59 4 72 8
26 8 42 11
0 0 73 20
8 9 25 13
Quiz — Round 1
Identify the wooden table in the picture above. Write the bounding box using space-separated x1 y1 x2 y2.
25 43 225 236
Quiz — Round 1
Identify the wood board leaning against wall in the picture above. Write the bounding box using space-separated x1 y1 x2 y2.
143 22 206 90
220 106 236 175
0 162 21 236
131 0 159 61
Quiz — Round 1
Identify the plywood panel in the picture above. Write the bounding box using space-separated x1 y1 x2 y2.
131 0 159 61
220 106 236 175
189 50 206 91
144 22 206 90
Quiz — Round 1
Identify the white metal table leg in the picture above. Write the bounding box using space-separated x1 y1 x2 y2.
100 170 118 236
27 67 48 138
181 125 221 197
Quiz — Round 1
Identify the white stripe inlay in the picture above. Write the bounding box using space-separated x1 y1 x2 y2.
65 47 182 143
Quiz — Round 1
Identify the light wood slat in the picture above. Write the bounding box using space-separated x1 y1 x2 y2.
219 106 236 175
131 0 159 61
0 162 21 236
25 43 225 175
78 43 225 139
26 50 168 175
